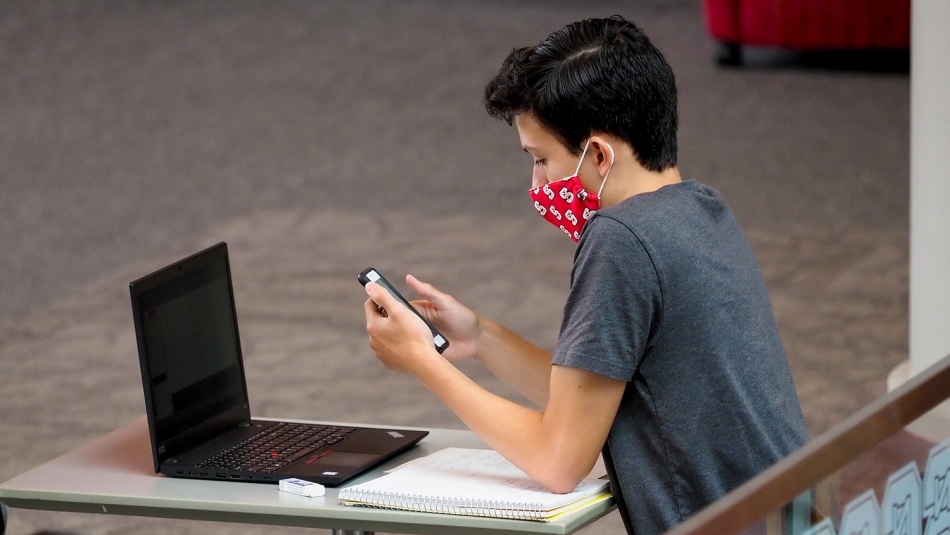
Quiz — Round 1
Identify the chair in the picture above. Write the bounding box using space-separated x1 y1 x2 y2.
702 0 911 65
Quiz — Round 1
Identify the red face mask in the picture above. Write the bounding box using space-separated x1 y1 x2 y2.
528 140 614 242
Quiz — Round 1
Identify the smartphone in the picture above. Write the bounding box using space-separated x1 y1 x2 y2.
358 267 449 354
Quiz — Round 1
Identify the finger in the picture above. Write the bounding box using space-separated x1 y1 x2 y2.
406 274 450 306
363 296 383 321
365 281 402 316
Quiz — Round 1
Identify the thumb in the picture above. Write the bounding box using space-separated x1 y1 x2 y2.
365 282 401 314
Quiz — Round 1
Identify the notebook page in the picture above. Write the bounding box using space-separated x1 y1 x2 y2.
340 448 608 511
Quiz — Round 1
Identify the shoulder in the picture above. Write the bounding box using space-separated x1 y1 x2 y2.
575 180 716 259
575 213 650 271
589 179 743 254
570 211 660 303
601 179 725 224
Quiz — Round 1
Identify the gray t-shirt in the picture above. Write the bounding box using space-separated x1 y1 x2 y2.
552 180 808 535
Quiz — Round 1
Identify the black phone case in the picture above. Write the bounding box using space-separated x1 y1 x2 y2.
358 267 449 354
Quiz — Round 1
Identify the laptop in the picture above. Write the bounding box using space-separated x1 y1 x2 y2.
129 242 428 486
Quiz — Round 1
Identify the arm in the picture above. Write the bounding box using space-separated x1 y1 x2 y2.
470 319 555 408
364 282 626 493
419 357 625 493
404 275 555 408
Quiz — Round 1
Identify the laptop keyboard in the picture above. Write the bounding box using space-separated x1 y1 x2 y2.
196 422 356 473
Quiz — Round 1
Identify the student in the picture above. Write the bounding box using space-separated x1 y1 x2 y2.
363 15 808 535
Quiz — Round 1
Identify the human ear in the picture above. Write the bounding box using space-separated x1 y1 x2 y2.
587 136 616 178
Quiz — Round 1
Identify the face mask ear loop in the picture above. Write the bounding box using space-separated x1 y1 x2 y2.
574 139 592 176
596 142 615 198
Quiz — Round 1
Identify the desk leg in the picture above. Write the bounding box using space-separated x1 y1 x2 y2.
331 530 373 535
1 501 7 535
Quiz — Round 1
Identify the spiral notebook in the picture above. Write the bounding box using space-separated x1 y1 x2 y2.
338 448 612 522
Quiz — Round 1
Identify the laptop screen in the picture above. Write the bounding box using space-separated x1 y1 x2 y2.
133 244 249 448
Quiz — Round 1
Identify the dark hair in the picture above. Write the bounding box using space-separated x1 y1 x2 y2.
484 15 678 172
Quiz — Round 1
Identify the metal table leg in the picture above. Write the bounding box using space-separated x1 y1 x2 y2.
1 501 8 535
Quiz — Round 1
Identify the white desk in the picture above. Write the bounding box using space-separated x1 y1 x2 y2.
0 417 614 535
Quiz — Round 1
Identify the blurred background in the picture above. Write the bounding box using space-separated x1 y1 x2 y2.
0 1 909 534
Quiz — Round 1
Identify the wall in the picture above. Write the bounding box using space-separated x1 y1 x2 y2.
910 0 950 376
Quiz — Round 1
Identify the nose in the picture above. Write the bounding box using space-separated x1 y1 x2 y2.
531 165 547 190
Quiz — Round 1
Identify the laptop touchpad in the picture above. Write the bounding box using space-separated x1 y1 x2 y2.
306 451 379 468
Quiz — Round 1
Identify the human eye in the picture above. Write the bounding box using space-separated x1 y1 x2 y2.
534 159 546 167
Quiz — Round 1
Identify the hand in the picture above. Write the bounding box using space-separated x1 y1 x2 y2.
403 275 482 362
364 282 441 375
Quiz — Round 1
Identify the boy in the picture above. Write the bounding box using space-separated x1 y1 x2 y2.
363 15 807 535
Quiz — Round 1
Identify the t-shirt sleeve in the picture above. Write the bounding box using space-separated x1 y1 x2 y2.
552 215 662 381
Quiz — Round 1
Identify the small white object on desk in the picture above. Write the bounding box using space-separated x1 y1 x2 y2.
279 478 325 498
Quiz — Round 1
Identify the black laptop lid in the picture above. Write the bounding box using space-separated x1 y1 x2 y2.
130 243 251 470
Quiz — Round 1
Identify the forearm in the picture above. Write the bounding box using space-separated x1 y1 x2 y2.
474 319 554 408
416 355 593 493
363 282 615 492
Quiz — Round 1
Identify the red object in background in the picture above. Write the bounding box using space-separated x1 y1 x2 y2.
702 0 910 65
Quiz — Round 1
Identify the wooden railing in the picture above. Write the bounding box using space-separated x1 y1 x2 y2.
665 352 950 535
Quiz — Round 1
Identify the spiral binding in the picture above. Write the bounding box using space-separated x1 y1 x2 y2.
339 488 548 521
